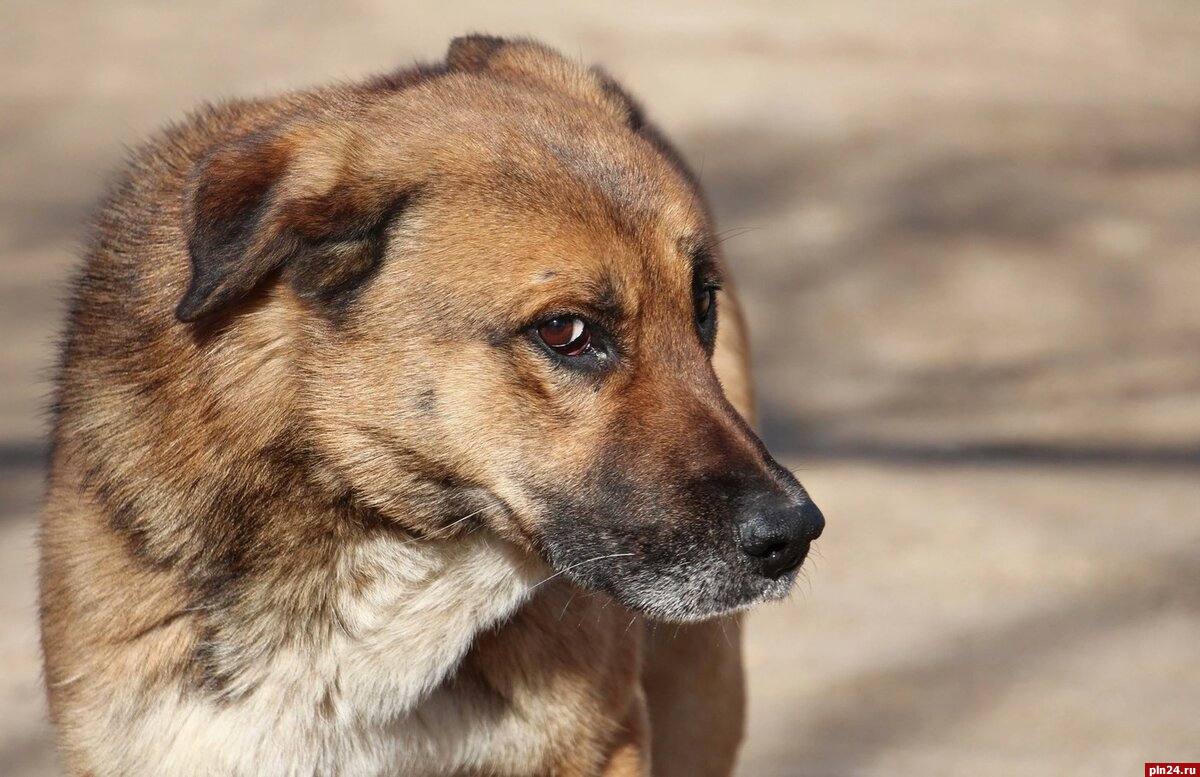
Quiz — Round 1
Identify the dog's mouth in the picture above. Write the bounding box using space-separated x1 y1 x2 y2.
536 509 820 622
548 544 802 622
453 446 824 621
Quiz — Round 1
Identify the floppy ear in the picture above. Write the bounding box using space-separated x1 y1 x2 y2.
446 35 644 129
176 122 403 322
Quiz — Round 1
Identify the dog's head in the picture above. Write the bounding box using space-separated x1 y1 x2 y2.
175 36 823 621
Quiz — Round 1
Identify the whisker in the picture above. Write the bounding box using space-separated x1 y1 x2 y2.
440 508 486 532
558 589 577 620
397 507 486 546
712 227 760 247
717 617 735 650
797 568 812 599
530 553 635 591
50 672 85 689
598 594 614 626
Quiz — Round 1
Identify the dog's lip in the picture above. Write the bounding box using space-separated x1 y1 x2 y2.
546 541 808 622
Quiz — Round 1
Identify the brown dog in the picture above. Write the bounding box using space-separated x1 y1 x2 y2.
40 36 824 776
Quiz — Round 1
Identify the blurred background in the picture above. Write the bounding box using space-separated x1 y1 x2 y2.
2 1 1198 774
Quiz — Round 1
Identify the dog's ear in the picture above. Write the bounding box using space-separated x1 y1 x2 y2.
446 35 645 129
176 122 403 322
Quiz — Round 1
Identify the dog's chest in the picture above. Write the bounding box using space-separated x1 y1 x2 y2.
116 534 554 776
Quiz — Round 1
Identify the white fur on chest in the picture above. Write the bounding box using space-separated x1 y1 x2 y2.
90 532 545 776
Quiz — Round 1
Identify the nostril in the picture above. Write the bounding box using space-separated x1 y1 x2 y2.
738 521 806 579
741 535 790 560
737 498 823 579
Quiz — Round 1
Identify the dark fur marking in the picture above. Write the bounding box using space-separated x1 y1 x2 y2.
177 131 292 322
365 62 449 93
349 425 497 535
594 272 626 325
590 67 647 131
178 137 414 324
317 685 337 721
416 387 437 415
125 609 192 644
446 35 509 72
289 194 413 319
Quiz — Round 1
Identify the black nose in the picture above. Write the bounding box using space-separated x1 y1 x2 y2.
737 498 825 579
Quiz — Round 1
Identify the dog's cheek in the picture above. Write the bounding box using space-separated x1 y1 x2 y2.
430 346 608 464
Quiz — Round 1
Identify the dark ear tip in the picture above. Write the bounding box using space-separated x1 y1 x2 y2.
447 34 508 71
174 280 215 323
174 297 204 324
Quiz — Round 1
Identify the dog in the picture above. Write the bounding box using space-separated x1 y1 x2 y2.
40 35 824 776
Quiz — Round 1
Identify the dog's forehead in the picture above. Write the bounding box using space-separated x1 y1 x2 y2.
540 129 684 220
489 123 710 284
381 78 715 311
401 81 707 241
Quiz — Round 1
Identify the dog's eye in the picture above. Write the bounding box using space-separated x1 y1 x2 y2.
538 317 591 356
696 288 715 322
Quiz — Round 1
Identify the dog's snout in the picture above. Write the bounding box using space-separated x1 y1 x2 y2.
737 498 824 579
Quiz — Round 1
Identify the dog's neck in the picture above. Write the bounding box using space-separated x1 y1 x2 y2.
206 526 542 704
325 530 542 712
64 288 547 708
73 516 547 774
169 426 546 709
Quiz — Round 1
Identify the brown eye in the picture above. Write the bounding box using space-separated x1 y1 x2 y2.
696 288 715 322
538 317 591 356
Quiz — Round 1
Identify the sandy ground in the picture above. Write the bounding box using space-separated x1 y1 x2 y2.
2 2 1198 775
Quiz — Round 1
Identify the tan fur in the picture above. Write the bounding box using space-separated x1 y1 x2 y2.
42 36 817 776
